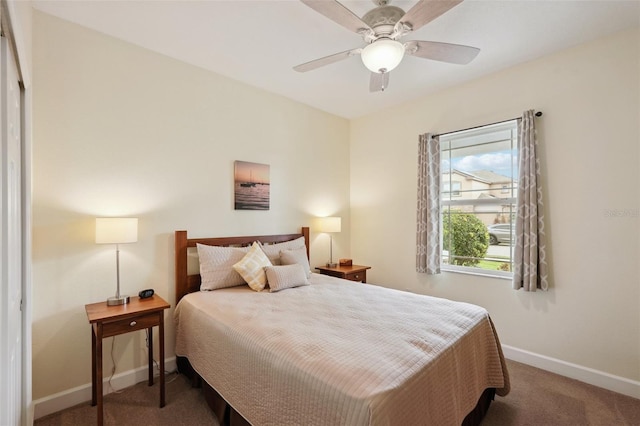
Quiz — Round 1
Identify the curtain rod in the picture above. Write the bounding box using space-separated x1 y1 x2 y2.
432 111 543 138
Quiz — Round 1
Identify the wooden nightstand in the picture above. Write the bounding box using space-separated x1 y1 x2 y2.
85 295 170 426
316 264 371 283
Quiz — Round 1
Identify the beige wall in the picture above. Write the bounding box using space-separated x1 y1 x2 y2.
350 28 640 382
31 11 350 399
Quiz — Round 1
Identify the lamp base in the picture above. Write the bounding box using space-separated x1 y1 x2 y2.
107 295 130 306
326 262 338 268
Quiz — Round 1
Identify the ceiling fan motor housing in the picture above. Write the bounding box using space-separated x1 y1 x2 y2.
362 5 405 39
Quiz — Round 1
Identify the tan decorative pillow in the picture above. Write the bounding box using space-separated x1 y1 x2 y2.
265 264 310 293
233 242 272 291
197 243 251 291
280 247 311 278
259 236 306 265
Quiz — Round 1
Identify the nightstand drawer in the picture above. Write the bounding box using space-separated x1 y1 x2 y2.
316 264 370 283
101 312 160 338
345 271 366 282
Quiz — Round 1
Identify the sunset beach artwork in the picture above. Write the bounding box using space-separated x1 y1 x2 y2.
234 161 270 210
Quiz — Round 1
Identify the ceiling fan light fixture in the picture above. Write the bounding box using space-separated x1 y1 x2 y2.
361 39 404 73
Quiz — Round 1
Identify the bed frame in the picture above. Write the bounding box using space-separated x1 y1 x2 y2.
174 227 310 303
173 227 494 426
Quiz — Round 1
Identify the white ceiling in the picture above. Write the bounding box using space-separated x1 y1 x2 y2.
32 0 640 119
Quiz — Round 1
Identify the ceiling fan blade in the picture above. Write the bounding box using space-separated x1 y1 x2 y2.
301 0 372 34
405 40 479 65
396 0 463 34
369 72 390 92
294 48 362 73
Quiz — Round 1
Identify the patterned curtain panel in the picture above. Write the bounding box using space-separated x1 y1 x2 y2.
513 110 549 291
416 133 440 274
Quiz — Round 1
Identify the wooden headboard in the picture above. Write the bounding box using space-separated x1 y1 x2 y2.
175 227 310 303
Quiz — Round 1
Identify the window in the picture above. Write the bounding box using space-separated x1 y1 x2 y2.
440 120 518 277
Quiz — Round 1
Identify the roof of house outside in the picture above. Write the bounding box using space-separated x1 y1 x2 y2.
469 170 514 183
450 169 515 184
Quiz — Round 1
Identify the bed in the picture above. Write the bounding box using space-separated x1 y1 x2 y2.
174 227 510 426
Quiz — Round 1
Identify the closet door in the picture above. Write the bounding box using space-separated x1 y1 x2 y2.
0 34 23 426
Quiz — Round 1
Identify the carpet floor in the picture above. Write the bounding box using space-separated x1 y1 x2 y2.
35 360 639 425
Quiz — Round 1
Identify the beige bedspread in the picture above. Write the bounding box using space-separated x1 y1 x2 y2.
174 273 509 426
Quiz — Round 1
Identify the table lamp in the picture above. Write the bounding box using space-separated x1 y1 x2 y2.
317 217 341 267
95 217 138 306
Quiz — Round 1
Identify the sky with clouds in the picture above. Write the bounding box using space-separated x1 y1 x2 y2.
443 150 517 178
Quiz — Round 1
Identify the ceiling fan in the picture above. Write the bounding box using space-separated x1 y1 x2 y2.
294 0 480 92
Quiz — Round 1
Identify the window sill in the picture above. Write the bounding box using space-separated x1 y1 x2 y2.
441 265 513 280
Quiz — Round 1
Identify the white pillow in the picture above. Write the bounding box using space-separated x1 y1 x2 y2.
280 247 311 278
233 242 272 291
265 264 310 293
197 243 250 291
259 236 306 265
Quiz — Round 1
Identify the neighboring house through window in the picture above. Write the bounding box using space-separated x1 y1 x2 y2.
440 120 518 277
442 181 461 196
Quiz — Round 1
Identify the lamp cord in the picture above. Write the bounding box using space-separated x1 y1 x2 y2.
108 337 123 394
107 333 178 395
145 330 178 384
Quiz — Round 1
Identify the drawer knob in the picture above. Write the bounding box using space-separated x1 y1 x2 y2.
130 321 137 327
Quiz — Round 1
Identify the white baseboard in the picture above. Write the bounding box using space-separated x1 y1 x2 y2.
33 357 176 420
502 345 640 399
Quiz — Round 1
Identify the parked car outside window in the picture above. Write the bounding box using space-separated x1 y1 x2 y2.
487 223 515 245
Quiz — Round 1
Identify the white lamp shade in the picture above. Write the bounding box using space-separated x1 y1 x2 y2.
361 39 405 73
95 218 138 244
317 217 341 233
